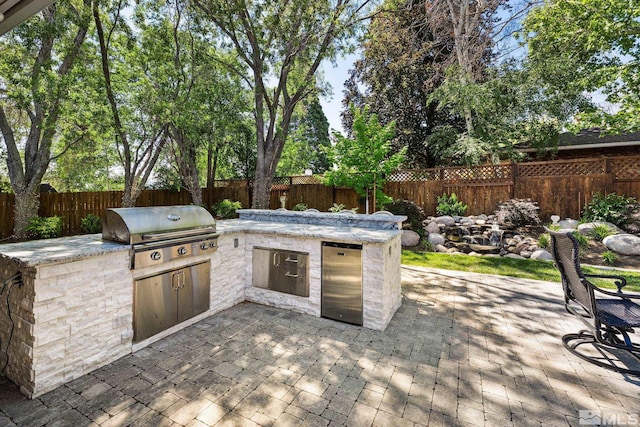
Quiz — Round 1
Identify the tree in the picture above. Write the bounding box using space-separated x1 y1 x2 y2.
0 0 92 238
92 0 170 207
426 0 503 136
342 0 464 168
324 105 405 212
192 0 373 208
522 0 640 133
277 95 331 176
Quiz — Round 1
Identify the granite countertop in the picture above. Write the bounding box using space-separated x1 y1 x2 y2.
0 219 401 268
0 234 128 267
216 219 401 243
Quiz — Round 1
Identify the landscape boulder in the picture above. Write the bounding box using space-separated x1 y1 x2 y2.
578 221 620 235
603 234 640 256
401 230 421 247
530 249 553 261
558 218 579 230
433 216 456 227
425 221 441 235
428 233 446 246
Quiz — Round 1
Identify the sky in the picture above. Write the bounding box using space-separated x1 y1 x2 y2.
318 53 360 135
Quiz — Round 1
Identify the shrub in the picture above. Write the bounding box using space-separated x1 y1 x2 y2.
602 251 618 266
293 203 308 211
384 199 425 232
329 203 357 213
589 224 615 242
537 233 550 249
329 203 346 213
26 216 63 239
213 199 242 219
571 230 589 247
80 214 102 234
494 198 540 228
582 192 637 226
436 193 467 217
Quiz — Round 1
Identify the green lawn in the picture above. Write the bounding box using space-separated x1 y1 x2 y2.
401 251 640 292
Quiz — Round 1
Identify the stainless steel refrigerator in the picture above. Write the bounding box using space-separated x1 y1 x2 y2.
321 242 363 326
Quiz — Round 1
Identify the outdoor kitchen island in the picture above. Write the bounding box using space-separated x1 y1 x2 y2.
0 208 405 398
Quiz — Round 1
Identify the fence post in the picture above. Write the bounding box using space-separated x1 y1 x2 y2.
604 157 614 194
511 161 517 199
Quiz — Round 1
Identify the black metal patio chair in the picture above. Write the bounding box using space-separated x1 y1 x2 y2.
546 228 640 375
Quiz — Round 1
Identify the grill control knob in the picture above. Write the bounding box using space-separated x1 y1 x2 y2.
150 251 162 261
209 241 217 248
200 242 208 250
177 246 188 255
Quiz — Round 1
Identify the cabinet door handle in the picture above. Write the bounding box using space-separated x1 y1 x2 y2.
284 257 298 263
285 272 299 278
273 253 280 267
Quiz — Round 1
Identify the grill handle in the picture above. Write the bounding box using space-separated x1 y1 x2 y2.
141 227 216 241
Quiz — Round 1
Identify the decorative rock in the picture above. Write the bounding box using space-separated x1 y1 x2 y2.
530 249 553 261
578 221 620 235
425 221 441 235
558 218 578 229
603 234 640 256
520 250 532 258
504 253 526 259
434 216 456 227
428 233 446 246
477 214 488 220
447 247 460 254
475 219 486 225
401 230 421 247
435 244 448 253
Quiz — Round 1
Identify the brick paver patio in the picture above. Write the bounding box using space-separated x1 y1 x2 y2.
1 266 638 426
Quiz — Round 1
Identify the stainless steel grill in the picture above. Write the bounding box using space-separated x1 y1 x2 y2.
102 205 219 269
103 205 218 342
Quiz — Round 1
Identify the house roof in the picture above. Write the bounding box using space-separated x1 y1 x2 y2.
520 128 640 153
0 0 54 36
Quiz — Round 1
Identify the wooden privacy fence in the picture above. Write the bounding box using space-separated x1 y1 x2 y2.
0 155 639 239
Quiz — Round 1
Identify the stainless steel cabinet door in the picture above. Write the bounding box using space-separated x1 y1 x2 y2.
134 272 178 342
321 243 363 326
177 262 210 323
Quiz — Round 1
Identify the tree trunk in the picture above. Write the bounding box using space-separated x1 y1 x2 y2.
13 187 40 240
252 167 273 209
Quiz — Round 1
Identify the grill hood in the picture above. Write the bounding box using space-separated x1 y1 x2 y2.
102 205 216 245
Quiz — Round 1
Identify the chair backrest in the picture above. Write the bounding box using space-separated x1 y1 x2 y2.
547 229 596 315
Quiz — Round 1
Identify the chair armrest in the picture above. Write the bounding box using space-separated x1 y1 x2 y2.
582 276 640 300
584 273 627 292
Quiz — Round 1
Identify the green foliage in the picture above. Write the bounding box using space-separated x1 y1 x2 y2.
436 193 468 217
80 214 103 234
292 203 308 211
328 204 346 213
545 223 561 231
328 203 358 214
582 193 637 226
384 200 426 233
341 0 463 168
602 251 618 266
277 96 331 176
537 233 550 250
323 105 405 209
213 199 242 219
495 199 541 228
571 231 589 248
25 216 63 239
523 0 640 133
589 224 616 242
401 251 640 292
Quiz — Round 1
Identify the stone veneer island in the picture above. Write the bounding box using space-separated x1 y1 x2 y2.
0 209 405 398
